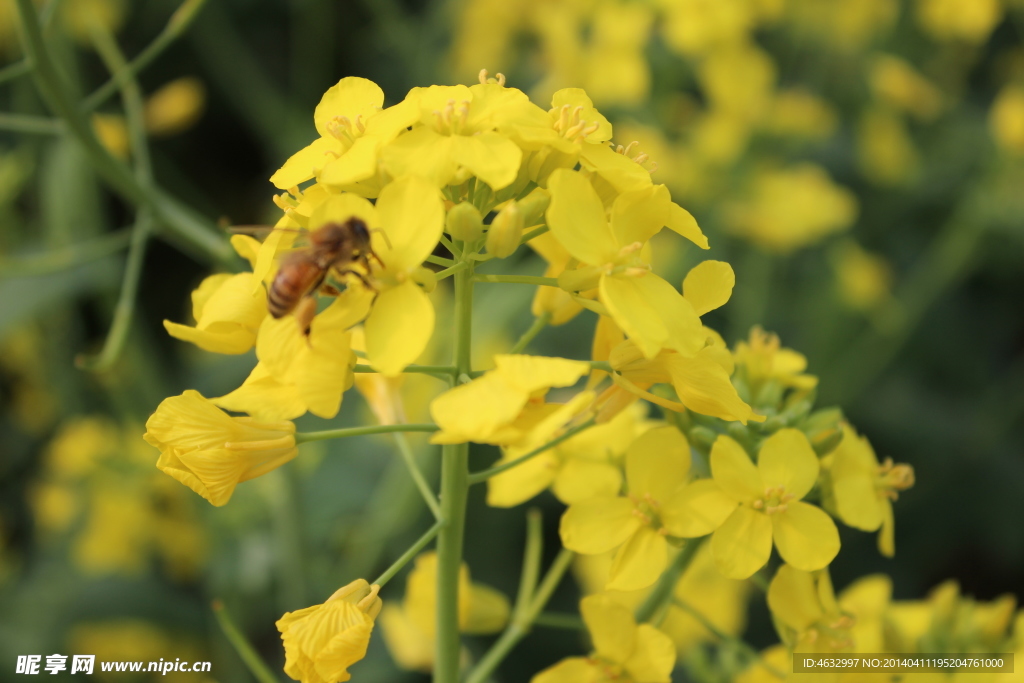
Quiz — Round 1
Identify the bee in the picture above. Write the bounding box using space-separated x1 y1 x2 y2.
237 218 382 335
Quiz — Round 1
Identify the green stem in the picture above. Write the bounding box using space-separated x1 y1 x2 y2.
634 537 705 623
425 254 456 267
672 598 785 679
434 258 474 683
438 234 462 258
75 213 154 372
435 261 470 280
393 432 441 520
533 612 586 630
372 520 443 588
83 0 208 111
352 363 455 376
211 601 280 683
508 312 551 355
0 60 30 85
0 113 62 134
472 274 559 286
295 423 438 444
0 229 133 278
465 549 574 683
513 509 544 623
468 418 596 484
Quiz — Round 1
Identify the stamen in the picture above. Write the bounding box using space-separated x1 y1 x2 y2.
477 69 507 86
633 153 649 165
621 140 639 157
752 499 765 510
643 492 661 509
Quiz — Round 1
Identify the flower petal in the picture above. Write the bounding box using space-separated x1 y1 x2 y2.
560 496 642 555
270 136 338 189
662 479 738 538
667 201 709 249
607 525 669 591
711 506 773 579
771 501 840 572
319 136 381 190
212 363 307 421
486 452 558 508
365 281 434 377
450 132 523 191
710 435 762 503
758 429 819 500
623 623 676 683
766 564 826 632
580 594 636 664
610 184 671 247
625 426 690 503
494 354 589 393
530 657 598 683
313 77 385 135
463 583 510 634
666 350 761 424
430 373 525 445
599 275 668 359
308 192 380 233
553 459 623 505
380 126 457 187
546 168 619 265
682 260 735 316
374 175 445 272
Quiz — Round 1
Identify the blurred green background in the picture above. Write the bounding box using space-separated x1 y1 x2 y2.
1 0 1023 680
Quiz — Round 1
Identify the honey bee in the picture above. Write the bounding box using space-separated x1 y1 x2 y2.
237 218 382 335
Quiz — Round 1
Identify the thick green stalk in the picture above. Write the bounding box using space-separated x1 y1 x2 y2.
434 260 474 683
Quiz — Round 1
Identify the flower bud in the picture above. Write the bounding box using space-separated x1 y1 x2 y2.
446 202 484 242
486 202 524 258
516 187 551 228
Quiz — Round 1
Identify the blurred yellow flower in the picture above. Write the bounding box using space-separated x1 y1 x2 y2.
381 552 509 671
734 326 818 396
531 594 675 683
659 0 755 57
870 55 943 121
277 579 382 683
990 85 1024 155
70 620 205 683
830 240 894 311
670 431 840 579
61 0 126 43
785 0 898 52
725 164 858 253
763 89 839 140
915 0 1003 44
767 564 854 652
699 42 776 121
858 106 920 185
144 390 298 506
823 424 914 557
430 354 591 446
580 2 652 106
560 426 698 591
144 77 206 136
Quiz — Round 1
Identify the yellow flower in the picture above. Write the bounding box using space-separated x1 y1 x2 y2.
270 77 417 194
580 3 653 106
785 0 898 52
660 0 756 57
734 326 818 397
990 85 1024 155
546 168 709 359
560 426 703 591
144 390 298 506
530 594 675 683
869 55 943 121
277 580 382 683
380 552 510 671
857 105 920 186
822 424 914 557
72 484 150 576
763 89 839 140
143 77 206 136
767 564 854 653
670 430 840 579
830 239 893 311
487 401 648 508
430 354 591 446
380 82 528 191
724 164 857 253
915 0 1003 43
698 42 776 122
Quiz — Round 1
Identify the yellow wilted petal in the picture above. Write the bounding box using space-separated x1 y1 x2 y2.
212 363 307 421
560 496 642 554
710 436 762 503
683 261 735 316
365 281 434 377
552 460 623 505
711 506 773 579
463 584 510 634
771 501 840 571
493 355 589 393
546 168 619 265
374 176 444 272
173 447 249 507
164 273 266 354
758 429 819 500
767 564 825 632
662 479 737 537
625 426 690 503
580 594 636 664
600 275 669 359
623 623 676 683
313 77 385 136
270 136 339 189
607 525 669 591
450 132 523 191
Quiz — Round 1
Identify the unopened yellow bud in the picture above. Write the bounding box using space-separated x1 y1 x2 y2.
144 77 206 136
486 202 524 258
411 266 437 293
446 202 484 242
516 187 551 227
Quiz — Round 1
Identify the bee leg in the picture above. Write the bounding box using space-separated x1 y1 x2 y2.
294 296 317 339
337 268 376 291
319 283 342 297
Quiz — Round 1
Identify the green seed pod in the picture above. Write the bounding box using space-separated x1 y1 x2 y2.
446 202 484 242
486 201 524 258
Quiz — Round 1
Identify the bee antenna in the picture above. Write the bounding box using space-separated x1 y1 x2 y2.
370 227 393 250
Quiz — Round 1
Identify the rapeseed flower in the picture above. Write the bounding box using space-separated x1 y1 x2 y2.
530 594 675 683
144 391 297 506
430 354 591 446
560 426 703 591
990 86 1024 155
277 579 382 683
380 552 509 671
733 326 818 398
830 240 894 311
915 0 1003 44
670 430 840 579
822 424 914 557
767 564 854 653
857 106 920 186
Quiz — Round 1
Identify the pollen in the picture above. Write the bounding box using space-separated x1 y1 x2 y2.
550 104 601 142
477 69 506 86
432 99 471 135
613 140 658 172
